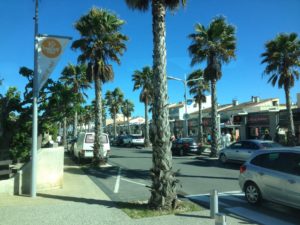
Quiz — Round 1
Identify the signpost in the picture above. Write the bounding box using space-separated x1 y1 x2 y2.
31 0 71 197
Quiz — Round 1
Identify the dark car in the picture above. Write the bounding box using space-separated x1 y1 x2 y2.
115 135 132 147
171 138 201 156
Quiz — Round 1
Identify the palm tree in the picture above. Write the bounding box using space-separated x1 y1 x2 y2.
105 88 124 138
132 66 153 147
188 16 236 157
72 8 128 164
187 69 210 145
261 33 300 146
60 63 90 149
125 0 186 210
121 99 135 134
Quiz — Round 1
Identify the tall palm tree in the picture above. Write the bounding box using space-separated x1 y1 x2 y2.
60 63 90 149
261 33 300 146
132 66 153 147
72 8 128 164
121 99 135 134
187 69 210 145
125 0 186 210
105 88 124 138
188 16 236 157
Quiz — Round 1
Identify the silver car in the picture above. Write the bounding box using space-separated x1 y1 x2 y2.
218 140 282 164
239 149 300 209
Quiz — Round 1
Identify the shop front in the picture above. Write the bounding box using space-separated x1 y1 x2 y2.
279 108 300 145
246 113 271 139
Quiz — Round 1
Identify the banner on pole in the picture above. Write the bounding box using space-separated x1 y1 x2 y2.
37 35 71 91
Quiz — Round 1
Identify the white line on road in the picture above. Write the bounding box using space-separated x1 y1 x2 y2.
114 167 122 193
121 177 148 187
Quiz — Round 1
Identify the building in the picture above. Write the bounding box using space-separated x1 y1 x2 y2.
168 96 212 137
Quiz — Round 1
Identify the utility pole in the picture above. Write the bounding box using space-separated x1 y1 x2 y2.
31 0 39 198
168 75 203 137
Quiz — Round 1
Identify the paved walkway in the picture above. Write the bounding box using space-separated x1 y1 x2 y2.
0 157 257 225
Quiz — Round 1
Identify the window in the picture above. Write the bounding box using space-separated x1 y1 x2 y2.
251 152 300 175
251 152 280 169
231 142 242 149
85 134 95 143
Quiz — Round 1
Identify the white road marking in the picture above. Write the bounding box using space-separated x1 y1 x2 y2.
113 167 122 193
227 207 295 225
120 177 148 186
188 195 231 207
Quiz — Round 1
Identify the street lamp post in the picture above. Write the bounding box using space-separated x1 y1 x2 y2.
168 75 203 138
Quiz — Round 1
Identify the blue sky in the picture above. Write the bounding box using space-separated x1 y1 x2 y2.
1 0 300 117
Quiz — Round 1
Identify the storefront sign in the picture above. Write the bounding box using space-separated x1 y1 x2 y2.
247 114 269 125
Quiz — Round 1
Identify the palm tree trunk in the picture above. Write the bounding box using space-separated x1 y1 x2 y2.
63 117 67 149
113 110 117 137
149 0 177 210
72 110 78 150
127 116 131 134
284 85 295 146
198 99 203 145
210 79 218 157
93 76 103 164
144 98 150 147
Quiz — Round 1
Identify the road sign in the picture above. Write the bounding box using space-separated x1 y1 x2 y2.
183 113 190 120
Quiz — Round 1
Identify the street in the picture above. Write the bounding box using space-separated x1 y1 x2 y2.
81 146 300 225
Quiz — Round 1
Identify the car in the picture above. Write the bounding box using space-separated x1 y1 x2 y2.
218 140 282 164
239 149 300 209
171 137 201 156
130 134 145 147
73 132 110 163
115 135 132 147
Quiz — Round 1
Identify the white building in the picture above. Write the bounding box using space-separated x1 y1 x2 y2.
168 95 212 121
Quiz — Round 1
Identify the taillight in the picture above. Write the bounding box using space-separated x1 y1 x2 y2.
183 143 189 148
240 165 247 173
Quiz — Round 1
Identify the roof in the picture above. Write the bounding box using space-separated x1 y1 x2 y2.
218 98 279 113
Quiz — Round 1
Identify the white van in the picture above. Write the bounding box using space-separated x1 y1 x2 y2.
73 132 110 162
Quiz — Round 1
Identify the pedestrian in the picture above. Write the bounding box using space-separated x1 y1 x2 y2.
221 132 226 149
207 133 211 144
263 130 272 140
225 131 231 147
56 135 61 145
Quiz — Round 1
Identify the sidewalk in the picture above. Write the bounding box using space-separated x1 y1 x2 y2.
0 156 257 225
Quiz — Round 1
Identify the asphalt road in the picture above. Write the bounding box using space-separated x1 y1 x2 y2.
80 146 300 225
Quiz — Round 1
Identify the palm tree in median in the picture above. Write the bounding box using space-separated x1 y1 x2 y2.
261 33 300 146
187 69 210 146
188 16 236 157
121 99 135 134
125 0 186 210
105 88 124 138
72 8 128 164
132 66 153 147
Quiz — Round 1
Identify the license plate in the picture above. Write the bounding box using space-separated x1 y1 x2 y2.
84 151 93 157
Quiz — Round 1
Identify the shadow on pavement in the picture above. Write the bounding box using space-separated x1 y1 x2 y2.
175 213 211 219
177 173 238 180
38 193 116 207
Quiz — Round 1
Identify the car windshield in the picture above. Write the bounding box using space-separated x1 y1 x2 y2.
181 138 194 143
131 135 143 139
260 142 282 148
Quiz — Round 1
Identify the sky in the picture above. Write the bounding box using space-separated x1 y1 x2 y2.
1 0 300 118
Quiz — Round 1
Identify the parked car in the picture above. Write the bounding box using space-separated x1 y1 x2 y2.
130 134 145 147
171 138 201 156
218 140 282 164
116 135 132 147
73 132 110 163
239 149 300 209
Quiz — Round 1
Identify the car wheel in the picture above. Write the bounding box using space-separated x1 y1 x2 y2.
219 153 227 164
245 182 262 205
